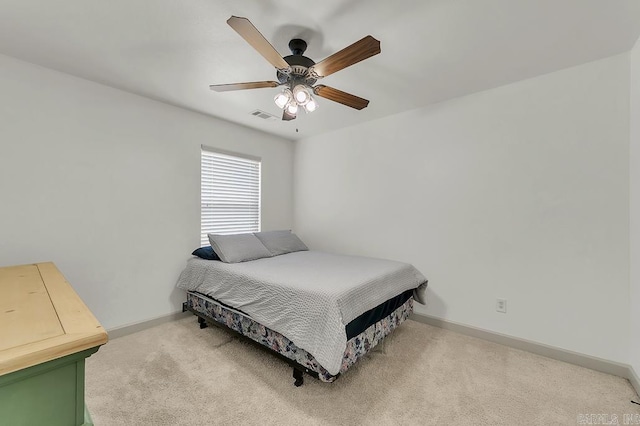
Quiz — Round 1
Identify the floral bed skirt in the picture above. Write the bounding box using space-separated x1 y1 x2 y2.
186 291 414 382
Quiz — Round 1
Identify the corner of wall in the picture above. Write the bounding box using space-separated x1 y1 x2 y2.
630 365 640 399
629 35 640 380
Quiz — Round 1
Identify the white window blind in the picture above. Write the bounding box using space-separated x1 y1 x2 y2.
201 148 261 246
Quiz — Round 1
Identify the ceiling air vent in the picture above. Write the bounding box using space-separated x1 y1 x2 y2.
250 110 278 121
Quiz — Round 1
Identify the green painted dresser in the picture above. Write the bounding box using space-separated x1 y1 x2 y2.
0 262 108 425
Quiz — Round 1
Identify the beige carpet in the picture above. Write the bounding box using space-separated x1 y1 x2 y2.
85 317 639 425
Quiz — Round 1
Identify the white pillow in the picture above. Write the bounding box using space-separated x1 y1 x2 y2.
208 233 272 263
253 230 308 256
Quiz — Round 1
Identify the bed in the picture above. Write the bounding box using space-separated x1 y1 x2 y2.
176 231 427 386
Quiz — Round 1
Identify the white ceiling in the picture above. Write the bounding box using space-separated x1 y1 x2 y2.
1 0 640 141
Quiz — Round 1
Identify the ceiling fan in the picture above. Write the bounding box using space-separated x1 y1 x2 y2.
209 16 381 121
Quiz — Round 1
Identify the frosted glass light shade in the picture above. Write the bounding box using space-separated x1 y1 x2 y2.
274 89 292 109
304 98 318 112
293 85 311 105
286 102 298 114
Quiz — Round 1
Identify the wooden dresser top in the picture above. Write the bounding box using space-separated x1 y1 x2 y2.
0 262 108 375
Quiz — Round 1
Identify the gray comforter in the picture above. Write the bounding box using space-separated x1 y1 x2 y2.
176 250 427 375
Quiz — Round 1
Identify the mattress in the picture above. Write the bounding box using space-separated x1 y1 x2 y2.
176 250 427 375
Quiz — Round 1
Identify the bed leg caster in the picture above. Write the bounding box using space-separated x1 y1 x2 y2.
198 316 208 329
293 368 304 387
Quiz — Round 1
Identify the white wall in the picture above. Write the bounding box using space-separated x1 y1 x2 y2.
630 40 640 375
0 54 294 330
294 54 630 363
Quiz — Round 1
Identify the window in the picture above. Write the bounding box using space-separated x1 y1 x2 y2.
200 146 261 246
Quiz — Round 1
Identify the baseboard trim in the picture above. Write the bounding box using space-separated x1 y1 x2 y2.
410 313 637 393
107 311 191 339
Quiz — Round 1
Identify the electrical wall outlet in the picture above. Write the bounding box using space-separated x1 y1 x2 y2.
496 298 507 313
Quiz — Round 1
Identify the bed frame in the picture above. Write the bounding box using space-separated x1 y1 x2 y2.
182 291 413 387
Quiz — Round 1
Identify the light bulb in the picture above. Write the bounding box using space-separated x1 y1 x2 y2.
286 102 298 114
274 89 292 109
293 85 311 105
304 98 318 112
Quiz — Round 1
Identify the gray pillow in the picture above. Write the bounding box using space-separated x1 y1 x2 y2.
208 233 272 263
253 230 308 256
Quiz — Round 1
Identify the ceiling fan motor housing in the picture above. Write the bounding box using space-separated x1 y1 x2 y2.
277 39 317 85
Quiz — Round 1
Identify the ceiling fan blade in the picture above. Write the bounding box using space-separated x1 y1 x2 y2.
313 85 369 110
209 81 279 92
227 16 290 71
309 35 380 78
282 109 297 121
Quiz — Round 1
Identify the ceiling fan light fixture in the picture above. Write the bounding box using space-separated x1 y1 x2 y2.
293 84 311 105
274 89 292 109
